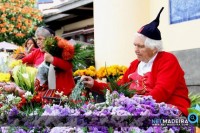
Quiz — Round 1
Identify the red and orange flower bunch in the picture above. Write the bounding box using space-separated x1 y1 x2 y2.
55 36 74 61
44 36 74 61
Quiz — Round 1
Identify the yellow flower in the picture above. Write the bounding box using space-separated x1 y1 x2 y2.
0 73 11 82
96 65 127 80
8 59 22 69
88 66 95 71
73 66 96 77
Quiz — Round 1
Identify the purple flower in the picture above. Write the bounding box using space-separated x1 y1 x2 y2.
8 107 19 117
43 105 52 114
60 108 69 116
14 129 27 133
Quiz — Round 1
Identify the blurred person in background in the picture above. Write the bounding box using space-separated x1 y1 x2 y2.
24 37 38 55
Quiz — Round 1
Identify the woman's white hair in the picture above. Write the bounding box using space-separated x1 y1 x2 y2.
134 32 163 51
35 27 53 38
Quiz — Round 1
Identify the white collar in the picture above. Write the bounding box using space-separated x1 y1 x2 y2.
137 53 158 75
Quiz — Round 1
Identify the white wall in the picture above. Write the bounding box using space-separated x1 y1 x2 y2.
94 0 149 69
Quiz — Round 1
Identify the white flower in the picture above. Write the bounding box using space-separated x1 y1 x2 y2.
22 73 29 79
23 91 33 102
6 94 16 103
1 126 9 133
55 91 63 96
84 110 92 116
23 91 33 98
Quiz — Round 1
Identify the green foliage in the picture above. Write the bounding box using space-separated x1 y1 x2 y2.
72 44 95 71
102 63 135 97
108 127 114 133
21 102 43 116
44 37 62 58
106 76 135 97
189 92 200 107
188 92 200 128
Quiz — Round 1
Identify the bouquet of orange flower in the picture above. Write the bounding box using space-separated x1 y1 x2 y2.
44 36 74 61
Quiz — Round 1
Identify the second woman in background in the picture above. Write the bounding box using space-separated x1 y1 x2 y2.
24 37 38 55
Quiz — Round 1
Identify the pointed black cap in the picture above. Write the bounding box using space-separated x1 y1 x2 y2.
138 7 164 40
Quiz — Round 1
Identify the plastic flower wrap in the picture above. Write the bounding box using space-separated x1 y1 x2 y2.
0 52 9 73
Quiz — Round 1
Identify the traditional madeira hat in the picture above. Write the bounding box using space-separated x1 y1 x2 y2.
138 7 164 40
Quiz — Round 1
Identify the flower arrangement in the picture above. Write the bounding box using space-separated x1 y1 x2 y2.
12 63 38 93
73 65 127 81
44 37 96 72
1 90 193 132
44 36 74 61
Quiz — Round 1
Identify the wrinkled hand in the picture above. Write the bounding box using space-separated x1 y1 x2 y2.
80 75 94 89
44 52 53 63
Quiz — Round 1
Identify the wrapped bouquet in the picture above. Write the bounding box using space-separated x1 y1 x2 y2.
44 36 74 61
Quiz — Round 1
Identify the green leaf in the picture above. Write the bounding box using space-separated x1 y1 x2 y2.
188 108 200 115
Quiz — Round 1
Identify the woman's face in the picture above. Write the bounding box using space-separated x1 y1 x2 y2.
36 35 45 52
134 36 156 63
27 40 35 49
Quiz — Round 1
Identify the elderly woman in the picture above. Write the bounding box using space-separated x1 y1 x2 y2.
81 7 190 116
20 27 75 96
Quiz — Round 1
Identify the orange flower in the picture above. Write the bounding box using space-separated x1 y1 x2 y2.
0 0 43 45
0 28 7 33
11 17 16 21
55 36 75 60
15 33 25 37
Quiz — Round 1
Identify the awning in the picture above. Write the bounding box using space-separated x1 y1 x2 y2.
0 41 18 50
62 27 94 37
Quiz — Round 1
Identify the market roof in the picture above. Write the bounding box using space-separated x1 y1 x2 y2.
43 0 93 30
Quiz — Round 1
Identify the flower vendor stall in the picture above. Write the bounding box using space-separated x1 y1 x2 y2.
0 37 199 133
